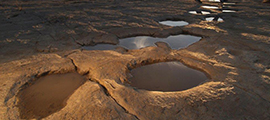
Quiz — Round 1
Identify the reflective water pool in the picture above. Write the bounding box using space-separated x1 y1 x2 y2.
17 73 86 119
222 10 236 12
129 61 208 91
208 0 221 2
189 11 211 15
119 35 201 49
201 5 219 9
83 35 201 50
159 20 189 26
206 17 224 21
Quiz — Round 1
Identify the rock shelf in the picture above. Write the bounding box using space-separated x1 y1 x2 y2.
0 0 269 119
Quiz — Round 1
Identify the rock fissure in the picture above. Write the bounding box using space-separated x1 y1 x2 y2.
89 79 139 120
70 58 78 72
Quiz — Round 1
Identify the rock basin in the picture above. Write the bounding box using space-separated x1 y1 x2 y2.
83 35 201 50
159 20 189 27
128 61 209 91
17 73 86 119
206 17 224 21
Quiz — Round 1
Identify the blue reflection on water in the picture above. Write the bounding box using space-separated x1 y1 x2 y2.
83 35 201 50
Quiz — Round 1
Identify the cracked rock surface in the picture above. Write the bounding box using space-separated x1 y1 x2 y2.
0 0 270 120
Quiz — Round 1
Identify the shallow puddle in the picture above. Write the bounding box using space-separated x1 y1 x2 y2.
201 11 211 15
222 10 236 13
83 35 201 50
129 62 208 91
121 35 201 49
189 11 197 14
189 11 211 15
201 5 219 9
159 20 189 27
17 73 86 119
208 0 221 2
206 17 224 21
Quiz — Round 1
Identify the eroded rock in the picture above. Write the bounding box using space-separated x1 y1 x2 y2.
0 0 270 119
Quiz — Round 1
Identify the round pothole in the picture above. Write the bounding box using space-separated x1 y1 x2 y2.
159 20 189 27
83 35 201 50
128 61 209 91
17 72 86 119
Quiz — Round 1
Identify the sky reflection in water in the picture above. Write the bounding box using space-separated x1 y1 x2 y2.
159 21 189 26
129 61 208 91
83 35 201 50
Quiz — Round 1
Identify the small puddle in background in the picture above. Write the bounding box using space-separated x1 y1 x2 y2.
119 35 201 49
159 20 189 27
208 0 221 2
83 35 201 50
189 11 197 14
206 17 224 21
222 10 236 13
201 5 219 9
129 61 208 91
189 11 211 15
17 73 86 119
201 11 211 15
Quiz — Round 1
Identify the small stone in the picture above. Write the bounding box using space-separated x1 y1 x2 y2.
155 41 171 51
114 46 128 53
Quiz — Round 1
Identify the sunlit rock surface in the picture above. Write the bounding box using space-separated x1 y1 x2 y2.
0 0 269 120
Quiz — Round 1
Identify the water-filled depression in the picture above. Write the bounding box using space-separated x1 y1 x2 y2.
83 35 201 50
159 20 189 26
17 73 86 119
129 61 209 91
189 11 211 15
206 17 224 21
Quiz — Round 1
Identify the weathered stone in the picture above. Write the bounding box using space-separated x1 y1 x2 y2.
44 81 137 120
0 0 270 119
155 41 171 51
114 46 128 54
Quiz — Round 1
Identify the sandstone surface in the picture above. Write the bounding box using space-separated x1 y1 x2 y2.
0 0 269 119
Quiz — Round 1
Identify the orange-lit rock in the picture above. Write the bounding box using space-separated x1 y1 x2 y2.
0 0 269 119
